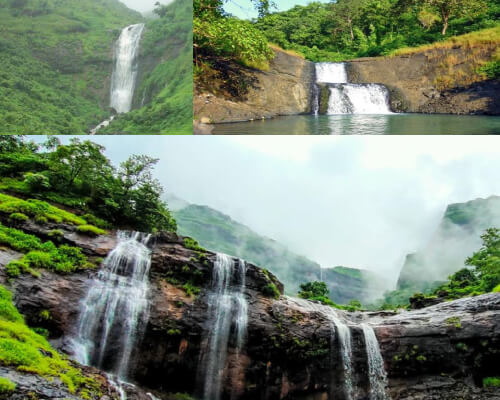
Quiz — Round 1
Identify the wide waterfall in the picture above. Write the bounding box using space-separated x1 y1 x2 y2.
71 231 152 382
362 324 389 400
284 297 390 400
313 62 392 115
110 23 145 114
203 254 248 400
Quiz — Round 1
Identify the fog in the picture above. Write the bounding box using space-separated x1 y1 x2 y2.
46 136 500 288
120 0 172 13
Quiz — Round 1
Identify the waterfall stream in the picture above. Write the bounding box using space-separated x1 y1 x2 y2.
313 62 392 115
90 23 144 134
203 254 248 400
70 231 152 397
362 324 389 400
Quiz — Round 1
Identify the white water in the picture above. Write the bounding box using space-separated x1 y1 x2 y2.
203 254 248 400
110 23 145 113
285 297 354 400
71 231 152 384
362 324 389 400
314 62 392 115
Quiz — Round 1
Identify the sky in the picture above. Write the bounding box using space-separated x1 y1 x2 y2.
44 135 500 288
120 0 172 13
224 0 330 19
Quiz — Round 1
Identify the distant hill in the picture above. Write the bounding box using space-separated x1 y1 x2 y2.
397 195 500 291
172 201 383 303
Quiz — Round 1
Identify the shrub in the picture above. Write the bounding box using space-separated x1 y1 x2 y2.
183 237 205 252
48 229 64 240
0 376 15 394
23 172 50 191
262 283 280 299
483 377 500 388
5 260 25 278
76 224 106 236
9 212 28 222
182 282 200 297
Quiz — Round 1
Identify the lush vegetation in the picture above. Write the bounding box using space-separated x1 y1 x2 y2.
254 0 499 61
0 0 142 133
0 221 96 277
0 285 102 396
99 0 193 134
374 227 500 309
194 0 275 75
0 136 177 233
298 281 363 311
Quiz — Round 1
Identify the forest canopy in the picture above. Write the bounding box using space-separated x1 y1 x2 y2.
0 136 176 233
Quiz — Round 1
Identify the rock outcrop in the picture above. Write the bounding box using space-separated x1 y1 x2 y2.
347 45 500 115
2 223 499 400
194 49 315 125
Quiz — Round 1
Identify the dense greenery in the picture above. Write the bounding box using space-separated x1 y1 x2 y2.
374 227 500 309
0 136 176 233
298 280 363 311
194 0 274 72
254 0 499 61
99 0 193 134
0 285 102 396
0 0 142 133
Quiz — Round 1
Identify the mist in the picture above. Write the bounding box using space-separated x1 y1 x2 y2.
120 0 172 13
42 136 500 290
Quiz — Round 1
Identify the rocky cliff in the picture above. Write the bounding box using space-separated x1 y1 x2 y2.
194 48 315 125
347 44 500 115
2 219 499 400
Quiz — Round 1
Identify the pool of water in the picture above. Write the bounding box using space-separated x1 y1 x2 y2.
212 114 500 135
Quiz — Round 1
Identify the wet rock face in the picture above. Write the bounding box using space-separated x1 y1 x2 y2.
194 49 315 124
2 227 500 400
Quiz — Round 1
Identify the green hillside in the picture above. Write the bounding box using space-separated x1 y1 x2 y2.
173 203 382 303
0 0 192 134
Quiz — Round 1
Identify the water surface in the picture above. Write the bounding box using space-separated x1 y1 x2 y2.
213 114 500 135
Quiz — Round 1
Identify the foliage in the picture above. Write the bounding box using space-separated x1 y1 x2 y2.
0 137 177 233
262 282 280 299
76 224 107 236
0 285 100 396
252 0 499 61
183 237 205 252
0 376 15 393
0 0 142 133
298 281 329 298
100 0 192 134
483 377 500 388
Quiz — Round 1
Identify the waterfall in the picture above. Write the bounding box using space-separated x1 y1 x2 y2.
313 62 392 115
362 324 389 400
203 254 248 400
71 231 152 383
110 23 145 114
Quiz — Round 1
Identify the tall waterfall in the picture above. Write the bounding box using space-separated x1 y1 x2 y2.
110 23 145 114
362 324 389 400
313 62 392 115
71 231 152 381
203 254 248 400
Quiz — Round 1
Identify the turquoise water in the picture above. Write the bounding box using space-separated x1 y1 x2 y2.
212 114 500 135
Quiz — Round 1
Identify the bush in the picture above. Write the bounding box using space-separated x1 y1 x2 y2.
183 237 205 252
8 212 28 222
76 224 106 236
48 229 64 240
0 376 15 394
262 283 280 299
483 377 500 388
23 172 50 191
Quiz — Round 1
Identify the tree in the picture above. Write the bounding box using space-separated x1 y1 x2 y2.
332 0 364 41
298 281 330 299
422 0 486 35
466 228 500 292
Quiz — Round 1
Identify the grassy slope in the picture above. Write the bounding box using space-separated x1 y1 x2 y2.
99 0 192 134
0 0 142 134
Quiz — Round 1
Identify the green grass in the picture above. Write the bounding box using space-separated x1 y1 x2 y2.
0 376 15 393
0 222 95 277
493 284 500 292
0 193 104 233
483 377 500 388
0 285 100 396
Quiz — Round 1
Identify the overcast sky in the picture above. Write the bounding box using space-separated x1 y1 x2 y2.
224 0 329 19
120 0 172 13
43 136 500 286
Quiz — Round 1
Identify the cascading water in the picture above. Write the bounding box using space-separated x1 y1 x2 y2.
203 254 248 400
90 23 144 134
110 23 145 113
362 324 389 400
313 62 392 115
70 231 152 398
